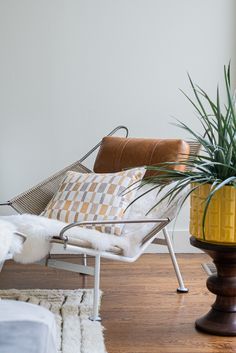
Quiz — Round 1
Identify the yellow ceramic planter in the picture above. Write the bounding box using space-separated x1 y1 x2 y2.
190 183 236 244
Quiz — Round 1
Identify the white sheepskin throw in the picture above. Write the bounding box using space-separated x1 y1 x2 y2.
0 220 22 261
0 183 184 264
1 213 152 263
0 214 130 264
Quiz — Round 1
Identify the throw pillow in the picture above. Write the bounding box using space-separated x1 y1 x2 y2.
41 168 145 235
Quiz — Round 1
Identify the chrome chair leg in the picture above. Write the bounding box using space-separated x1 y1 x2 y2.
162 228 188 293
83 254 87 267
89 254 101 321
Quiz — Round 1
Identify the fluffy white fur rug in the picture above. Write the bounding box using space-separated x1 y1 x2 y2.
0 184 183 264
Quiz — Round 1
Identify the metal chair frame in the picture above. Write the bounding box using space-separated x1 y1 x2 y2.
0 126 201 321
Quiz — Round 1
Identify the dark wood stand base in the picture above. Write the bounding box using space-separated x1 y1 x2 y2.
190 236 236 336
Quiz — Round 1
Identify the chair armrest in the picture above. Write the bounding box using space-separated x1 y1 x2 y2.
56 218 170 242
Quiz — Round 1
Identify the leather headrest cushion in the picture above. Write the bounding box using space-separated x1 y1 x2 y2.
93 137 190 176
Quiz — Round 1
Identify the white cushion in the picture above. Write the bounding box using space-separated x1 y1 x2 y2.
0 300 57 353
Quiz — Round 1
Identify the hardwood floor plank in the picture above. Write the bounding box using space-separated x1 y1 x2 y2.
0 254 236 352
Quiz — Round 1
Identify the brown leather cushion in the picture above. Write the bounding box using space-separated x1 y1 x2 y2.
93 137 190 176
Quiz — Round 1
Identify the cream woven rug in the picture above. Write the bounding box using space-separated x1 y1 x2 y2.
0 289 107 353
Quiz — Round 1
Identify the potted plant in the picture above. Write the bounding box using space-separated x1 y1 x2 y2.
136 67 236 336
142 63 236 244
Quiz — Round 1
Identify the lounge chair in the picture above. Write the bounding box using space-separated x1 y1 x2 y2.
0 126 200 320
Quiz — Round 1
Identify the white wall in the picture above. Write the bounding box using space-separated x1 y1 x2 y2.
0 0 235 251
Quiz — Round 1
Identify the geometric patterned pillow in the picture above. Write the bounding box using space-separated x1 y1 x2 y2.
41 168 145 235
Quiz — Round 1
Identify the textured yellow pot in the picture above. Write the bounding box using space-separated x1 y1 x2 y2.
190 183 236 244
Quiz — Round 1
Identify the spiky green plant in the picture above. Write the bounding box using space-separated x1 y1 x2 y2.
137 63 236 237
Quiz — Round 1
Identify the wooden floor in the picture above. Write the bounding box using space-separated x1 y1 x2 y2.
1 254 236 353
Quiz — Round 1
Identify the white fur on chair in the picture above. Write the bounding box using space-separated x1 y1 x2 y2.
0 214 124 263
0 214 121 264
0 220 23 261
0 184 183 264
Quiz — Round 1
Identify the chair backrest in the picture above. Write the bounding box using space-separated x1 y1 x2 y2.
8 133 200 215
93 136 197 175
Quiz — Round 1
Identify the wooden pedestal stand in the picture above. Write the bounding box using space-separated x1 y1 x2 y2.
190 236 236 336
